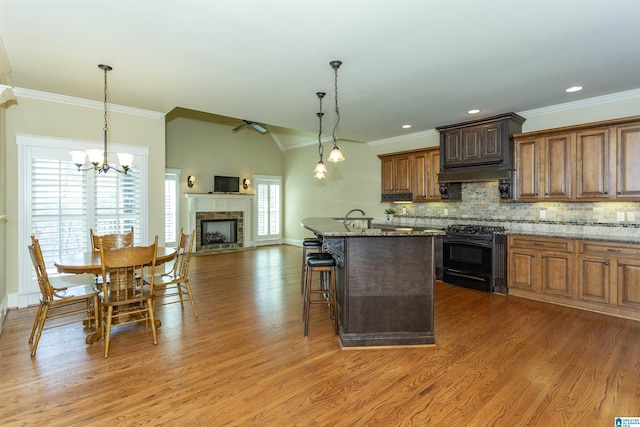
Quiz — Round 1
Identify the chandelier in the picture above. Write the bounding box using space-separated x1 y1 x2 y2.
313 91 327 179
70 64 133 174
327 60 345 163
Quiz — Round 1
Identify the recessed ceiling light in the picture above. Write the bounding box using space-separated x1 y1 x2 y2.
565 86 583 93
468 109 480 114
402 124 412 129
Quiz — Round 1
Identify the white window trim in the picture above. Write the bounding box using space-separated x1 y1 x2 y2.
165 168 181 247
16 133 149 307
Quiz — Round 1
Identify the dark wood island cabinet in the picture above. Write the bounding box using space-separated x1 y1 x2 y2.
301 217 443 347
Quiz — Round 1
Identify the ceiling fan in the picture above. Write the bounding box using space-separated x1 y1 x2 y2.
232 119 268 134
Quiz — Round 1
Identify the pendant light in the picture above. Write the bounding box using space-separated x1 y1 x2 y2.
313 91 327 179
70 64 133 174
327 60 345 163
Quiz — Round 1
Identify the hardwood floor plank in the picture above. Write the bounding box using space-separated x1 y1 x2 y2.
0 244 638 426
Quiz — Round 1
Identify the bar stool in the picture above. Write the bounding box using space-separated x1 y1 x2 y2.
303 252 339 337
301 237 323 294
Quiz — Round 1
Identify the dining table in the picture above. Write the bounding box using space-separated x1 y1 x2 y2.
55 247 177 275
54 247 177 343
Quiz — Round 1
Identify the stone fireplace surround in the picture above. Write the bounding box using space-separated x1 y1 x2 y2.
185 193 254 252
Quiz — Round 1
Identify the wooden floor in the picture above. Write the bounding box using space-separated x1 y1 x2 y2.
1 244 639 426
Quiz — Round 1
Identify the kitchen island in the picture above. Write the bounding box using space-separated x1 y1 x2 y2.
301 217 444 347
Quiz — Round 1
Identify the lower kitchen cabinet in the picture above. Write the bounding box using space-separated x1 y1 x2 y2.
508 236 574 298
578 241 640 315
508 235 640 320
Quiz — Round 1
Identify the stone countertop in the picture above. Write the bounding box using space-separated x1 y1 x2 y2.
301 217 445 237
501 230 640 245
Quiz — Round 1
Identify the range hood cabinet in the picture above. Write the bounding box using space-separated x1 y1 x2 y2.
437 113 525 184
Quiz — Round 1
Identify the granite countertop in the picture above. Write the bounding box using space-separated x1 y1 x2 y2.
501 230 640 245
301 217 445 237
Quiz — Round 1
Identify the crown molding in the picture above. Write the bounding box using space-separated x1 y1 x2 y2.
368 129 438 147
12 87 165 119
519 89 640 118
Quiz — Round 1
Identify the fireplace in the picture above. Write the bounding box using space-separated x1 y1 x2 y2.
185 193 255 252
195 211 243 252
201 219 237 245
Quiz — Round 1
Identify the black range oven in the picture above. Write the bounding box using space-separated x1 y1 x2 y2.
443 225 507 293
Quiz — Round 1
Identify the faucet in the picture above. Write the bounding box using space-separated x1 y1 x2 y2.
343 208 366 225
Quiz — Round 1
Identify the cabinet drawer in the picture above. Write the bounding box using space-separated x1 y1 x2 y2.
509 236 573 252
579 241 640 257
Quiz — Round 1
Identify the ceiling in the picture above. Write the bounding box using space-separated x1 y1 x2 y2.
1 0 639 148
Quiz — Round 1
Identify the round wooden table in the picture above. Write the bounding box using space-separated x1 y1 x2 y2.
55 247 177 343
55 247 177 274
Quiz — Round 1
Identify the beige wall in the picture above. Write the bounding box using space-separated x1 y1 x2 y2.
2 95 165 305
165 113 284 233
0 104 6 326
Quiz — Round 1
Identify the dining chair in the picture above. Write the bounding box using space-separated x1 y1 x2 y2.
151 229 198 317
90 227 134 251
28 235 100 357
98 236 158 358
90 227 134 285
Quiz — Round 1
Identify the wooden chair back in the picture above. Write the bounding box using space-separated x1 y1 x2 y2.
28 235 54 302
98 236 158 296
90 227 134 251
174 229 195 280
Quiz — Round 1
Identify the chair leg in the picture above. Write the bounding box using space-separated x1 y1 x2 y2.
303 266 313 337
28 303 43 344
104 306 113 358
182 280 198 317
147 300 157 345
30 304 49 357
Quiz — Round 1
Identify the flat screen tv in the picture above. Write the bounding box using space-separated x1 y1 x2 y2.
214 175 240 193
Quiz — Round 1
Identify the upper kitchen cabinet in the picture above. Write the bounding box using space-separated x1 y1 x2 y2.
379 147 455 202
379 152 412 202
512 116 640 202
615 122 640 199
437 113 525 173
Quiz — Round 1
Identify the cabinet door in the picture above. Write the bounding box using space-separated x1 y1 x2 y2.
575 128 613 199
509 249 538 291
577 255 611 304
395 156 412 193
541 133 573 200
462 127 481 163
381 157 395 193
427 150 442 200
540 252 573 297
617 257 640 309
616 123 640 199
443 129 463 165
411 152 428 201
480 123 502 161
514 137 540 200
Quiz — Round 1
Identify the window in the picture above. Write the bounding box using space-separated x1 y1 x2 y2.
164 169 181 247
18 135 148 306
255 175 281 244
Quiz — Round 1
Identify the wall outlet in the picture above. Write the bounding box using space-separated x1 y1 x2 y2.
617 212 625 222
402 207 406 215
443 208 448 216
627 212 636 221
539 210 546 219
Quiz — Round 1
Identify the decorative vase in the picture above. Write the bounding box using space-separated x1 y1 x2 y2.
384 214 394 224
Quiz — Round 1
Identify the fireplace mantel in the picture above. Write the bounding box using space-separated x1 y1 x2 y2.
185 193 255 251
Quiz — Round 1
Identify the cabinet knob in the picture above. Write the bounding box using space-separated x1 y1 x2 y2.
619 262 624 267
541 255 546 259
617 191 623 195
607 248 621 253
604 191 608 195
604 262 609 266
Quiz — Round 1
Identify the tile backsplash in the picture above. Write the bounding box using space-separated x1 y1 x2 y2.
395 182 640 238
